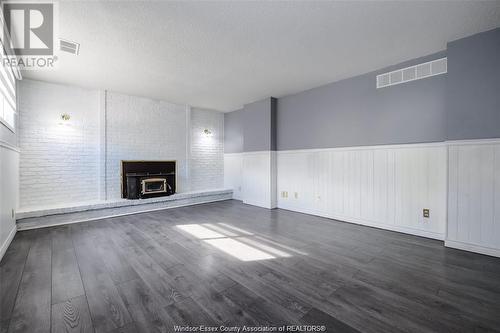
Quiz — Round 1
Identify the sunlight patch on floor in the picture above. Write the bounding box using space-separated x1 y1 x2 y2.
254 235 308 256
204 238 276 261
237 236 291 258
201 223 238 237
176 224 226 239
175 223 300 261
217 223 254 235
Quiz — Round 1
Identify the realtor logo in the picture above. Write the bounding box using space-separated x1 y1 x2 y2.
1 1 58 69
2 2 54 55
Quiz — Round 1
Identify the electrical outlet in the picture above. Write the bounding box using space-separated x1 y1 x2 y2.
423 209 430 218
281 191 288 198
294 192 298 199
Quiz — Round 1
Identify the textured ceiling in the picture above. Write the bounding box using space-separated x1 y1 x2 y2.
23 1 500 111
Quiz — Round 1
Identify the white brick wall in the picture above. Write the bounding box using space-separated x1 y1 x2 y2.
17 80 225 209
105 92 188 198
190 108 224 191
18 80 100 208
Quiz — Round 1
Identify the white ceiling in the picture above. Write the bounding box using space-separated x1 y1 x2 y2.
23 1 500 111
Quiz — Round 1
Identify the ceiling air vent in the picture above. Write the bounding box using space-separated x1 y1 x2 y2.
60 39 80 55
376 57 447 89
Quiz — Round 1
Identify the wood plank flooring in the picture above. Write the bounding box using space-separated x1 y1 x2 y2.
1 200 500 332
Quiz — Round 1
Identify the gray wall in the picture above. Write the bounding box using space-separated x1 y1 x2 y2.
277 52 447 150
447 28 500 140
224 97 276 153
224 27 500 152
224 108 244 153
243 97 276 152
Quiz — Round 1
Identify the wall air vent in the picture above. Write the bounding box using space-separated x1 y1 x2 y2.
376 57 447 89
60 39 80 55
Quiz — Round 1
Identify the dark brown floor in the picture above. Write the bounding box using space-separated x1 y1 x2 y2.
1 200 500 333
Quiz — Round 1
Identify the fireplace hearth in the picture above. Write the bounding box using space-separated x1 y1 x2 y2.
122 161 176 199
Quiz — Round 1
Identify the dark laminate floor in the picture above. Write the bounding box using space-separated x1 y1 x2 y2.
1 200 500 333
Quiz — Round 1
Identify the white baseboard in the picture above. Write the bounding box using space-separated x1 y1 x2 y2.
243 201 276 210
0 225 17 261
445 240 500 258
335 213 445 240
279 205 445 241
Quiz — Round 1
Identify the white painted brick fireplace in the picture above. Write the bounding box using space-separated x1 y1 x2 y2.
17 79 225 211
105 92 189 199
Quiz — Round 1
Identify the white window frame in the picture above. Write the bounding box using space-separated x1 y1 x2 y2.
0 7 21 133
0 95 17 133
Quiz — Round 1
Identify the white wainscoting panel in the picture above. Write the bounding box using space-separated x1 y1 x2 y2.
0 144 19 261
242 151 277 209
224 153 243 200
277 143 447 239
446 139 500 257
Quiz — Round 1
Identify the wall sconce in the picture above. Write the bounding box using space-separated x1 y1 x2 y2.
203 128 212 136
61 113 71 121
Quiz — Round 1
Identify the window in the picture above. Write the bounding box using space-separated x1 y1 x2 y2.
0 47 17 131
0 10 19 132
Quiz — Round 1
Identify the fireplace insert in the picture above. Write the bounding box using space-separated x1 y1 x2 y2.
122 161 176 199
142 178 169 195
